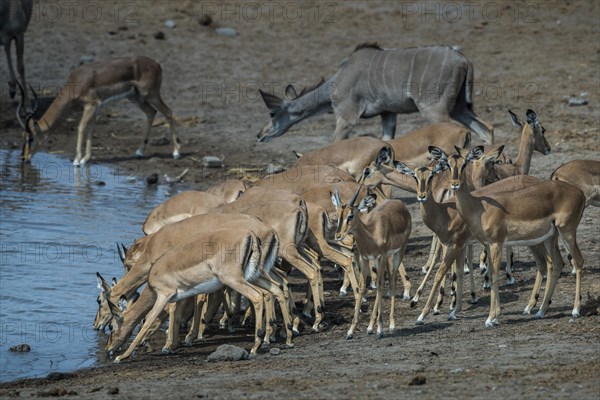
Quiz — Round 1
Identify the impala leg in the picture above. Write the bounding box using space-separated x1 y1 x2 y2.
505 246 516 285
146 95 180 159
114 293 171 363
15 34 30 110
185 294 207 346
449 247 465 320
74 104 97 167
163 301 184 353
466 244 478 303
433 274 446 315
486 244 502 327
561 232 584 318
263 291 276 344
231 284 264 356
285 249 324 332
412 243 445 307
417 245 459 325
380 112 397 140
422 235 439 274
347 258 367 339
339 271 351 297
396 258 411 300
389 255 400 333
135 100 157 158
524 245 547 314
256 276 294 348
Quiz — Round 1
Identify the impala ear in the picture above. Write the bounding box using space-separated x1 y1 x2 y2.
394 161 416 177
375 147 393 167
362 166 373 179
330 186 342 208
259 89 283 110
526 109 538 127
284 85 298 99
429 146 448 161
96 272 111 294
483 145 505 164
116 242 126 265
111 277 118 287
357 194 377 212
118 295 129 312
432 161 448 174
508 109 523 128
107 298 123 321
465 145 485 162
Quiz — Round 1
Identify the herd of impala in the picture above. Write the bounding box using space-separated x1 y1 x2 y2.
3 0 598 363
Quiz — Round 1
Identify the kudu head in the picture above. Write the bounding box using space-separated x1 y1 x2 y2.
256 85 302 142
508 109 551 156
16 83 40 163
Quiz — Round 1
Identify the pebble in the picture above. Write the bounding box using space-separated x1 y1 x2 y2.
450 368 464 374
202 156 224 168
269 348 281 356
408 375 427 385
108 387 119 395
154 31 166 40
207 344 249 362
568 97 588 106
9 343 30 352
79 55 95 65
215 27 239 37
165 20 176 29
146 173 159 185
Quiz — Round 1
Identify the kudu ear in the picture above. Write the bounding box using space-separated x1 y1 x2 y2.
284 85 298 99
375 147 393 167
258 89 283 110
429 146 448 161
96 272 111 293
394 161 416 177
508 109 523 128
526 109 538 127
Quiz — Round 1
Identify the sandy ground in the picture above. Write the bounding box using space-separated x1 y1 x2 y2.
1 1 599 398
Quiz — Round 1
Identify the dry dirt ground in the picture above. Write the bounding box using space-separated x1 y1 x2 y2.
1 1 599 398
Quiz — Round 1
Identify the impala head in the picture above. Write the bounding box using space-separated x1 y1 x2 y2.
94 272 118 331
446 145 504 191
395 160 447 203
330 184 372 241
104 292 139 355
361 146 404 188
508 109 551 155
257 85 302 142
16 83 40 163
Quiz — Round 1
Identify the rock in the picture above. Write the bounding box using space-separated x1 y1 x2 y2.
215 27 239 37
165 20 176 29
154 31 166 40
37 386 70 397
108 387 119 395
79 55 95 65
265 163 286 174
207 344 248 362
46 372 72 381
146 173 159 185
269 348 281 356
450 368 464 374
408 375 427 385
9 343 30 352
95 180 106 186
202 156 224 168
568 97 588 106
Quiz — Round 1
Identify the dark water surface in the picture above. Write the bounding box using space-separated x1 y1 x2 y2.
0 150 174 382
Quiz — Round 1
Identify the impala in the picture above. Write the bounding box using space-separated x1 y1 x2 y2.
106 226 284 362
1 0 33 110
447 145 586 326
18 56 180 166
332 183 412 339
550 160 599 208
257 43 493 143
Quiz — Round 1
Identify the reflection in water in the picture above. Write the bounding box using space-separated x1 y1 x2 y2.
0 150 181 382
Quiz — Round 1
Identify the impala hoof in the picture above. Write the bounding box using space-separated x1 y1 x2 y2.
535 310 545 319
415 317 425 326
366 328 373 335
72 160 81 167
448 313 457 321
135 149 144 158
572 309 580 318
172 150 181 159
485 320 495 328
161 347 175 354
377 332 384 339
506 277 516 286
346 333 353 340
523 305 533 315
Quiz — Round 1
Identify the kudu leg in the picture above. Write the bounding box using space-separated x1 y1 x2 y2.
380 112 397 140
4 41 17 99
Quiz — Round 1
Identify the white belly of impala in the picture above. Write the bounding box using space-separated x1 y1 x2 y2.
172 277 223 302
504 225 555 247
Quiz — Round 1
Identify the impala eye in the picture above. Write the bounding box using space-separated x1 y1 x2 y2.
269 111 276 118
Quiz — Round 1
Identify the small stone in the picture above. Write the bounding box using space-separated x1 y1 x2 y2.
408 375 427 386
207 344 248 362
79 55 95 65
154 31 166 40
215 27 239 37
269 348 281 356
9 343 30 352
165 20 176 29
450 368 464 374
568 97 588 106
146 173 159 185
202 156 224 168
108 387 119 395
118 25 128 31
